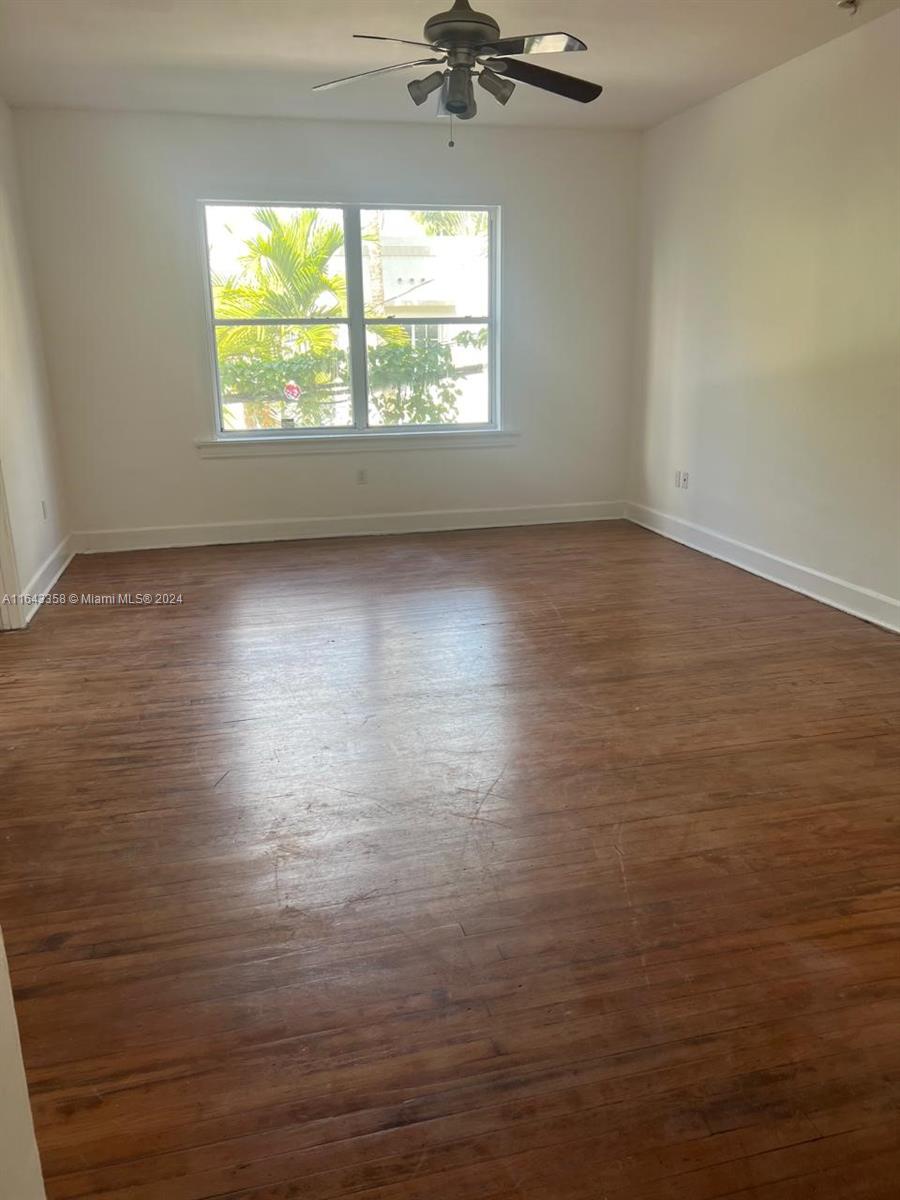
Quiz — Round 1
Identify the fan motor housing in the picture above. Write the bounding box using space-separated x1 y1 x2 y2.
424 1 500 49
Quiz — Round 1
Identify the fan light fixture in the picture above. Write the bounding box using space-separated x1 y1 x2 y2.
313 0 603 136
478 67 515 106
407 70 445 106
444 65 476 116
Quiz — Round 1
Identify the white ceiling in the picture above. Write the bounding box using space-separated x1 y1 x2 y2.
0 0 896 130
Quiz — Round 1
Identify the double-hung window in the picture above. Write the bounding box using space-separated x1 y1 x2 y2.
202 204 498 438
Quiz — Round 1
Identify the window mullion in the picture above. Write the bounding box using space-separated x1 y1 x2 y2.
343 206 369 431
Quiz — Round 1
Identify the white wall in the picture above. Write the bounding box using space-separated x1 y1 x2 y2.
0 97 68 599
0 931 45 1199
13 111 639 544
631 10 900 625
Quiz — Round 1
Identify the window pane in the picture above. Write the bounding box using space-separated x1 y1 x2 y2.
361 209 489 319
206 205 347 318
366 323 490 427
215 324 352 431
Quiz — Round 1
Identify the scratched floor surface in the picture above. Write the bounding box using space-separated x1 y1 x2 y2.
1 521 899 1198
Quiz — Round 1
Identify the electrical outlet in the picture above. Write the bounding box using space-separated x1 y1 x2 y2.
681 472 689 490
356 469 368 485
674 470 682 489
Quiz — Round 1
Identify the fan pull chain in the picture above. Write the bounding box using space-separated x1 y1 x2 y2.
448 113 455 149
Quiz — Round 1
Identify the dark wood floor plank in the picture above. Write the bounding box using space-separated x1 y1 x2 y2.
1 522 897 1198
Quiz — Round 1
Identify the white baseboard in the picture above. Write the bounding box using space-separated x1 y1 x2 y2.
19 535 75 626
625 503 900 634
73 501 626 554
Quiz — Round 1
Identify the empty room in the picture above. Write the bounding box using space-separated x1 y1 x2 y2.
1 1 899 1197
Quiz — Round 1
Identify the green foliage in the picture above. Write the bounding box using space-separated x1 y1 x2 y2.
213 208 350 428
367 332 461 426
215 207 347 319
215 329 350 429
212 207 473 429
454 327 489 350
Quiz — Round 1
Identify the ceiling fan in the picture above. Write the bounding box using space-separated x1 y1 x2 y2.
312 0 603 122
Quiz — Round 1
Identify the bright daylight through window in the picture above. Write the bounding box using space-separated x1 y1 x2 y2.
203 204 497 436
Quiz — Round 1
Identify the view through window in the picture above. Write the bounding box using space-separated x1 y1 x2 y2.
204 204 496 435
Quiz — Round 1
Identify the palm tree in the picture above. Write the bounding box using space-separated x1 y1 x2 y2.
412 210 489 238
213 208 350 428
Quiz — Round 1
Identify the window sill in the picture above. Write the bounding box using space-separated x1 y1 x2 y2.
195 430 520 458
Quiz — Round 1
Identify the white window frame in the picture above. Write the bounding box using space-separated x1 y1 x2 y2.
198 201 502 449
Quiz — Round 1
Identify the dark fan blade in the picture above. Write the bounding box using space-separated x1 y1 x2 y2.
482 32 587 56
488 58 602 103
313 58 443 92
354 34 437 51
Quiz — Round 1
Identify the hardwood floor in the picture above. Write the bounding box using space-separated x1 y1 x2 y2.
1 520 899 1199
